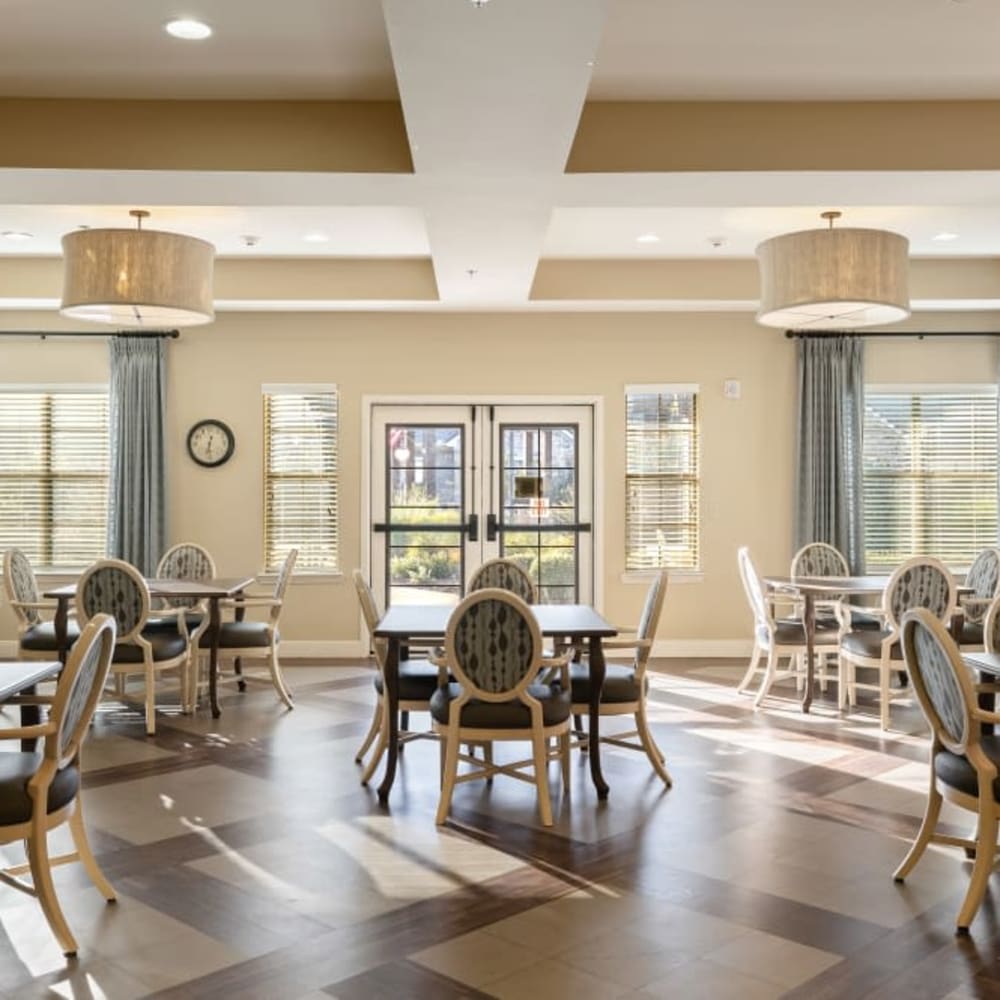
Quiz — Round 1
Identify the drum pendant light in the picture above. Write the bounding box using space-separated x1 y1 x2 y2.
755 211 909 330
60 210 215 327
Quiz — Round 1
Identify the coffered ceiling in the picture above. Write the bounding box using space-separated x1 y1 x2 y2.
1 0 999 317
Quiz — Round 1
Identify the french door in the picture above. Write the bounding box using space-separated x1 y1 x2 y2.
369 402 594 607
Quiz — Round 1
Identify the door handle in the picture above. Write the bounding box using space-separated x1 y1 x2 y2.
468 513 479 542
486 513 497 541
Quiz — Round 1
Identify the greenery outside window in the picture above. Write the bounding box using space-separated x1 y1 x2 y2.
0 387 109 570
625 384 700 571
863 385 998 570
263 385 339 573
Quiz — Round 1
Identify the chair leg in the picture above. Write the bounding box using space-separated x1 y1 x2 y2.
27 820 77 957
267 644 294 709
753 649 779 709
818 652 829 693
355 699 382 763
483 741 494 786
361 709 390 786
893 783 942 883
436 732 461 825
636 702 672 787
879 660 892 731
559 730 571 793
736 643 762 694
532 732 554 827
957 811 999 933
68 802 116 901
144 665 156 736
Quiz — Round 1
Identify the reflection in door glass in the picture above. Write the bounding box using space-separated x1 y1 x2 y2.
387 425 464 606
501 425 578 603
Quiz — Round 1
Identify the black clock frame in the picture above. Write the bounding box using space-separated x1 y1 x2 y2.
187 419 235 468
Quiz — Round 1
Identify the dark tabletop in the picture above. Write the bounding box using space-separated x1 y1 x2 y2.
44 576 257 600
374 603 617 639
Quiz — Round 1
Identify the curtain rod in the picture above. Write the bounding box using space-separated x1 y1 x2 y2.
784 330 999 340
0 329 180 340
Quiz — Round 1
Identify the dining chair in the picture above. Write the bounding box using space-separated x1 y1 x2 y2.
3 548 81 660
569 570 671 786
431 588 572 827
468 557 537 603
894 607 1000 935
76 559 190 735
0 614 117 956
839 555 956 731
198 547 298 709
352 569 441 784
147 542 216 708
790 541 881 632
736 546 841 708
956 547 1000 651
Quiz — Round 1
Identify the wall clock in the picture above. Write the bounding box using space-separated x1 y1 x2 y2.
187 419 235 468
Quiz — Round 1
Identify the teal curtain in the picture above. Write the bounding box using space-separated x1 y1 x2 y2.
107 337 166 575
794 336 865 573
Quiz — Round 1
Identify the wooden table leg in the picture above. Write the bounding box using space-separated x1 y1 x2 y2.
54 596 70 663
377 636 401 806
209 597 222 718
20 684 39 752
234 599 246 692
588 635 610 800
979 669 996 736
802 591 815 714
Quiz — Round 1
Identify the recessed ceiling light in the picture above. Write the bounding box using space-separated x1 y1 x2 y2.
635 232 660 244
302 232 330 244
932 231 959 241
165 18 212 40
1 231 33 241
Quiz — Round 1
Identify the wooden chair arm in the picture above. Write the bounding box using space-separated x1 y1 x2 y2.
4 694 56 705
974 707 1000 725
0 722 55 741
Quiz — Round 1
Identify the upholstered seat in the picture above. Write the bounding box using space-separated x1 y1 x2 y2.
772 620 842 645
0 754 79 825
840 629 903 660
20 619 81 652
934 736 1000 802
373 658 442 700
570 662 646 703
145 612 203 632
199 621 274 649
431 682 571 728
112 630 189 663
959 620 985 647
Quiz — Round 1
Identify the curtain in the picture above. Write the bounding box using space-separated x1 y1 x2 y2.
794 336 865 573
107 337 166 575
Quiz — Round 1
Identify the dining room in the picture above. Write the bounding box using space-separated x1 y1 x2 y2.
4 1 1000 998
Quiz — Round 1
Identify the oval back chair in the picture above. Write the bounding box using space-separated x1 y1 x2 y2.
468 557 537 603
3 548 81 660
958 547 1000 649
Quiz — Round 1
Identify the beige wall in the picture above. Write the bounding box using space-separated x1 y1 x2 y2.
0 311 997 652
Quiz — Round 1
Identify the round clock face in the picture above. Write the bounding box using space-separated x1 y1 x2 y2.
187 419 235 467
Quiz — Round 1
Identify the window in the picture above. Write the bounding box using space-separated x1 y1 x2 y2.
863 386 998 570
263 385 339 573
0 388 109 569
625 385 700 571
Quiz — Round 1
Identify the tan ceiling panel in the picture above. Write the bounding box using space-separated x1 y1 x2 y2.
0 99 413 173
568 102 1000 173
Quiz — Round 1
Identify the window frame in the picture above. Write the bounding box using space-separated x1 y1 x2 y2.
262 382 340 576
0 383 109 573
623 382 701 578
862 382 998 572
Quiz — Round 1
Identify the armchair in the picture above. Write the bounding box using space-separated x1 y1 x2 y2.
3 548 80 660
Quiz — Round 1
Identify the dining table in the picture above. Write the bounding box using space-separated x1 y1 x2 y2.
372 602 618 806
0 659 62 750
44 575 256 718
762 574 888 713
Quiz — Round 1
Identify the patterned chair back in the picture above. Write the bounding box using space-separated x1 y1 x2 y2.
468 558 536 604
273 548 298 601
49 614 116 768
444 589 543 701
75 559 150 642
901 608 974 756
737 547 774 645
965 547 1000 623
791 542 849 579
884 556 955 633
156 542 216 609
3 548 42 626
634 570 668 676
353 569 388 668
984 596 1000 655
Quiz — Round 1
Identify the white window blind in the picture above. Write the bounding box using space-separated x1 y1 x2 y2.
263 387 339 572
625 386 700 571
863 387 998 570
0 389 109 569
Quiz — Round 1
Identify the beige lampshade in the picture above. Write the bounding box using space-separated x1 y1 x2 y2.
755 226 909 330
60 226 215 328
